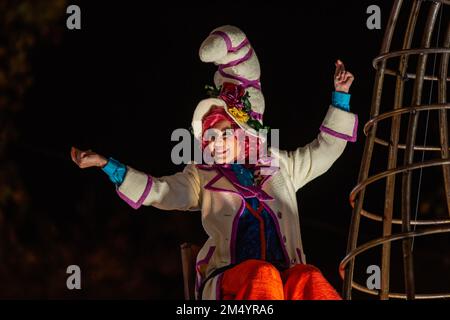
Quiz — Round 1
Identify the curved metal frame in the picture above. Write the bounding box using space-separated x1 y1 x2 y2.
342 0 450 300
340 226 450 299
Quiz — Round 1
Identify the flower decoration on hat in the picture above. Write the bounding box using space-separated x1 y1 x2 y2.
205 82 270 132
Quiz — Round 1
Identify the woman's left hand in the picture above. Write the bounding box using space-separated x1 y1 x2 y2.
334 59 354 93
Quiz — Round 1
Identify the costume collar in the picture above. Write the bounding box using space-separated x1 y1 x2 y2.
197 157 279 201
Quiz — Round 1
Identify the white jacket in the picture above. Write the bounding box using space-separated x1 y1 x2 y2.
115 105 358 300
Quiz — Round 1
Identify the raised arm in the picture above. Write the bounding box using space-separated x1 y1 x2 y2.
282 60 358 191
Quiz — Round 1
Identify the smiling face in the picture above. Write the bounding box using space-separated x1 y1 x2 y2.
204 119 243 164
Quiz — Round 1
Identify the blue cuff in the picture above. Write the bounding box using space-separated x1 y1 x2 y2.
332 91 351 111
102 157 127 186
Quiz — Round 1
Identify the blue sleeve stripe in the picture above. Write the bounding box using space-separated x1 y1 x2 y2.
102 157 127 185
332 91 351 111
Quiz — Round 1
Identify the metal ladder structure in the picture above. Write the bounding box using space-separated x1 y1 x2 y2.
341 0 450 299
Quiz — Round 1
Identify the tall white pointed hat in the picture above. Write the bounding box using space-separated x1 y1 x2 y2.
191 25 267 144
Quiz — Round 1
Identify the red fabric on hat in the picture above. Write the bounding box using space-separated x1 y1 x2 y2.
201 107 263 163
201 106 238 150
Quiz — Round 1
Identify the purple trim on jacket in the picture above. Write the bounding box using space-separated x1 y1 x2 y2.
116 175 153 209
195 245 216 298
204 165 289 265
215 273 224 300
203 171 246 265
203 166 290 268
195 164 217 171
216 165 274 201
230 200 246 264
319 114 358 142
258 166 279 186
261 202 291 267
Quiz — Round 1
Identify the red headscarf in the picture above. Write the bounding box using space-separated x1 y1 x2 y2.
201 106 262 163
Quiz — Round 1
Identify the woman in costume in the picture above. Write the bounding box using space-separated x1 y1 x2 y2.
71 25 357 300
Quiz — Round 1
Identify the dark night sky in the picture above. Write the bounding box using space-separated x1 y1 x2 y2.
8 0 449 298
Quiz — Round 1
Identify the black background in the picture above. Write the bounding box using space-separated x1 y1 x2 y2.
4 0 450 299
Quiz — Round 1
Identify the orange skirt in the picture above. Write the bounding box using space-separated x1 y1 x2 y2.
220 259 342 300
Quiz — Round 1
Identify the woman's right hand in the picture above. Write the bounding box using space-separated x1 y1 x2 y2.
334 59 354 93
71 146 108 169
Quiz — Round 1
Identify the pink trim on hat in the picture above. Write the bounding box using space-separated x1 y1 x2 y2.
220 47 254 69
210 30 249 53
210 31 261 91
218 68 261 90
